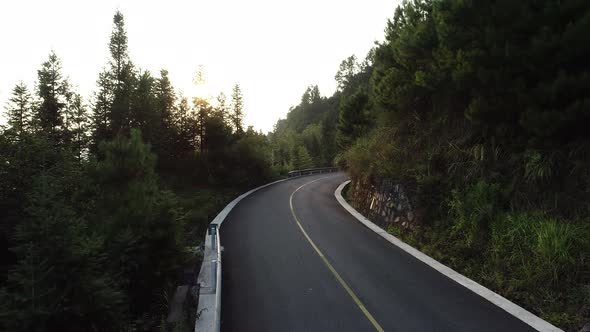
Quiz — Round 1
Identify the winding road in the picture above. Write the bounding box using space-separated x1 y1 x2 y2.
220 173 535 332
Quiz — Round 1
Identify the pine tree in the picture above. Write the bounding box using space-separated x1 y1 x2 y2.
293 145 314 170
230 83 244 135
4 82 34 138
155 69 176 134
68 93 90 161
107 10 135 136
36 51 70 139
61 81 75 143
335 55 359 91
3 163 126 331
193 97 212 153
131 70 156 142
173 95 194 153
336 90 369 149
92 69 114 147
214 92 229 124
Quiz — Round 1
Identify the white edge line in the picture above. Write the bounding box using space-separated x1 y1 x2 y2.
334 180 563 332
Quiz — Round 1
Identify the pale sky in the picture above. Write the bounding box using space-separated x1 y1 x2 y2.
0 0 400 132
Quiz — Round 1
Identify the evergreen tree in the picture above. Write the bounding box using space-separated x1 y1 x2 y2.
155 69 176 136
68 93 90 161
173 94 194 153
4 82 34 137
336 90 369 149
302 123 322 166
36 51 70 139
335 55 359 92
91 69 114 147
131 70 157 143
293 145 314 170
2 158 126 332
89 129 185 320
214 92 229 124
230 83 244 134
107 11 135 136
193 97 212 153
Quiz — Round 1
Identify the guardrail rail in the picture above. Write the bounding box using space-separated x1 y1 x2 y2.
287 167 338 177
195 224 222 332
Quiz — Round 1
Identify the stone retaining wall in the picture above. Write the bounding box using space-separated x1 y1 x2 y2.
349 177 416 230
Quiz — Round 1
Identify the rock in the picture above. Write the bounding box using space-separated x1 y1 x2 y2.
394 216 400 223
407 211 414 222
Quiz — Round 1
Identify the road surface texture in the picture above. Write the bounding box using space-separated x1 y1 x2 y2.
220 173 535 332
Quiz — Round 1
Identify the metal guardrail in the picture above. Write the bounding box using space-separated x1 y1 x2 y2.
213 226 221 332
195 224 222 332
287 167 338 177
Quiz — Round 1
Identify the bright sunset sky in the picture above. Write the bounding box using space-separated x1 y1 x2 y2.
0 0 400 132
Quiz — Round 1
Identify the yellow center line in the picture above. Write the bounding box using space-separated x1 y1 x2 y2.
289 177 385 332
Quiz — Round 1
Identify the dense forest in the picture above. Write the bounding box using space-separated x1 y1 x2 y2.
271 0 590 330
2 0 590 331
0 11 274 331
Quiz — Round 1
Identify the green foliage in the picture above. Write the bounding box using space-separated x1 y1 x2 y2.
449 180 501 249
270 86 340 172
336 0 590 329
230 133 273 186
337 90 370 149
4 82 35 137
301 123 322 165
1 153 126 331
230 83 244 134
1 9 275 332
523 150 554 183
36 51 71 140
292 145 314 170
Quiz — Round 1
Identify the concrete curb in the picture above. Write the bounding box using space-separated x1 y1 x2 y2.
335 180 563 332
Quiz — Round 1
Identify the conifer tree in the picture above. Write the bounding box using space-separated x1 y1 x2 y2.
4 82 34 138
96 10 135 137
68 93 90 161
214 92 229 124
155 69 176 134
230 83 244 134
36 51 70 139
91 69 113 147
193 97 212 153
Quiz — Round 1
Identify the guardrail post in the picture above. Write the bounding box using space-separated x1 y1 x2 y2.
209 224 217 250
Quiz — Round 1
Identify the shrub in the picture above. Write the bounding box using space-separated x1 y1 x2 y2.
488 211 586 294
449 180 501 249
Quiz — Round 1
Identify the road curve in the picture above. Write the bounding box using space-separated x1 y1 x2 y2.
220 173 535 332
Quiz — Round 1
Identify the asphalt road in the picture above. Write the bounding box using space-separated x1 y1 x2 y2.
220 173 535 332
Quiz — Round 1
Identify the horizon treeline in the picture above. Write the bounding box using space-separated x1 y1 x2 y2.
0 11 273 331
270 0 590 330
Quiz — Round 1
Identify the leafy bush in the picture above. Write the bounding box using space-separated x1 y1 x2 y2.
449 180 501 249
490 212 585 287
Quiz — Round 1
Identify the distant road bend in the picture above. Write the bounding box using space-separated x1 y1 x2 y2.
221 173 536 332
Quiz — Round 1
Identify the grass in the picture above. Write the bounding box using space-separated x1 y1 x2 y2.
344 182 590 331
